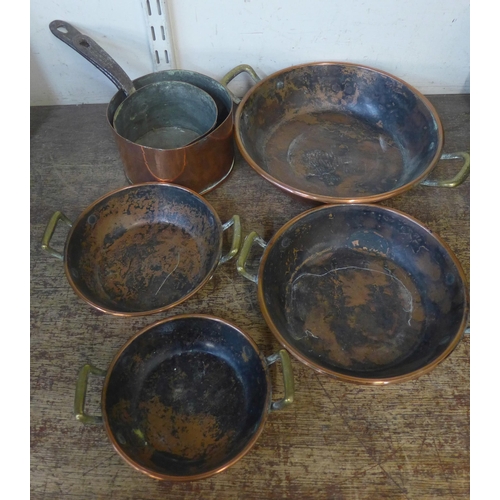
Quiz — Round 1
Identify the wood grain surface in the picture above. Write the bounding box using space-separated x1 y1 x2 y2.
30 94 470 499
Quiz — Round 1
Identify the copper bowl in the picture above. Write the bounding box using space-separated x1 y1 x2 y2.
41 183 241 316
234 62 469 203
238 204 469 384
74 315 294 481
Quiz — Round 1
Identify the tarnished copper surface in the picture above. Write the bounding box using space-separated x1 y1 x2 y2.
235 62 445 203
256 204 468 384
31 96 470 497
63 184 225 316
101 315 273 481
112 81 218 149
107 70 235 194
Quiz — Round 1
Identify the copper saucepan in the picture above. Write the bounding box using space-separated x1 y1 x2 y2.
105 64 257 191
50 21 250 193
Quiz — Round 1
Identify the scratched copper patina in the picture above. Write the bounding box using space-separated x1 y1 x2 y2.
258 204 468 383
137 396 235 462
101 316 272 480
64 184 222 315
235 62 443 203
264 112 403 197
286 246 425 371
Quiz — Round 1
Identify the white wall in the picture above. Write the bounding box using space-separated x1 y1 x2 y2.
30 0 470 106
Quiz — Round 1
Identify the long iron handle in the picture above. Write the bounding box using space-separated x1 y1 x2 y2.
49 20 136 96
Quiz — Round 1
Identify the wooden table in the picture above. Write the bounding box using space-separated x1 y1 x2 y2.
30 95 470 499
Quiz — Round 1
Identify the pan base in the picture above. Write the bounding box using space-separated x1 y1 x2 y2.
130 351 247 469
104 316 270 478
263 111 404 198
285 247 425 372
92 223 204 312
135 126 202 149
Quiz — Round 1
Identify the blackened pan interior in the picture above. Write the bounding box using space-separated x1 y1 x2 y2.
260 205 467 380
103 316 269 478
65 184 222 314
238 64 441 199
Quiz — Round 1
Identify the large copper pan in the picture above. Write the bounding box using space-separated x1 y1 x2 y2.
233 62 470 203
237 204 469 384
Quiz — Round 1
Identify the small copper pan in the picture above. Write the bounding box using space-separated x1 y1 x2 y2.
41 183 241 316
73 315 294 481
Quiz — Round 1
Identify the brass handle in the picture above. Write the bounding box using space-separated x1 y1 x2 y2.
266 350 295 411
41 211 72 260
420 152 470 188
220 64 261 104
74 364 107 424
219 215 242 264
236 231 267 284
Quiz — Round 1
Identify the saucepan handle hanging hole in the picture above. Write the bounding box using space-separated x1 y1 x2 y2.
236 231 267 284
420 151 470 188
266 349 295 412
220 64 261 104
74 364 107 424
219 215 242 264
41 211 72 260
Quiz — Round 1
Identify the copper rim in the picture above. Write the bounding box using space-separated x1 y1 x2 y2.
62 183 224 317
106 70 235 153
234 61 445 204
256 204 469 384
101 314 272 481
